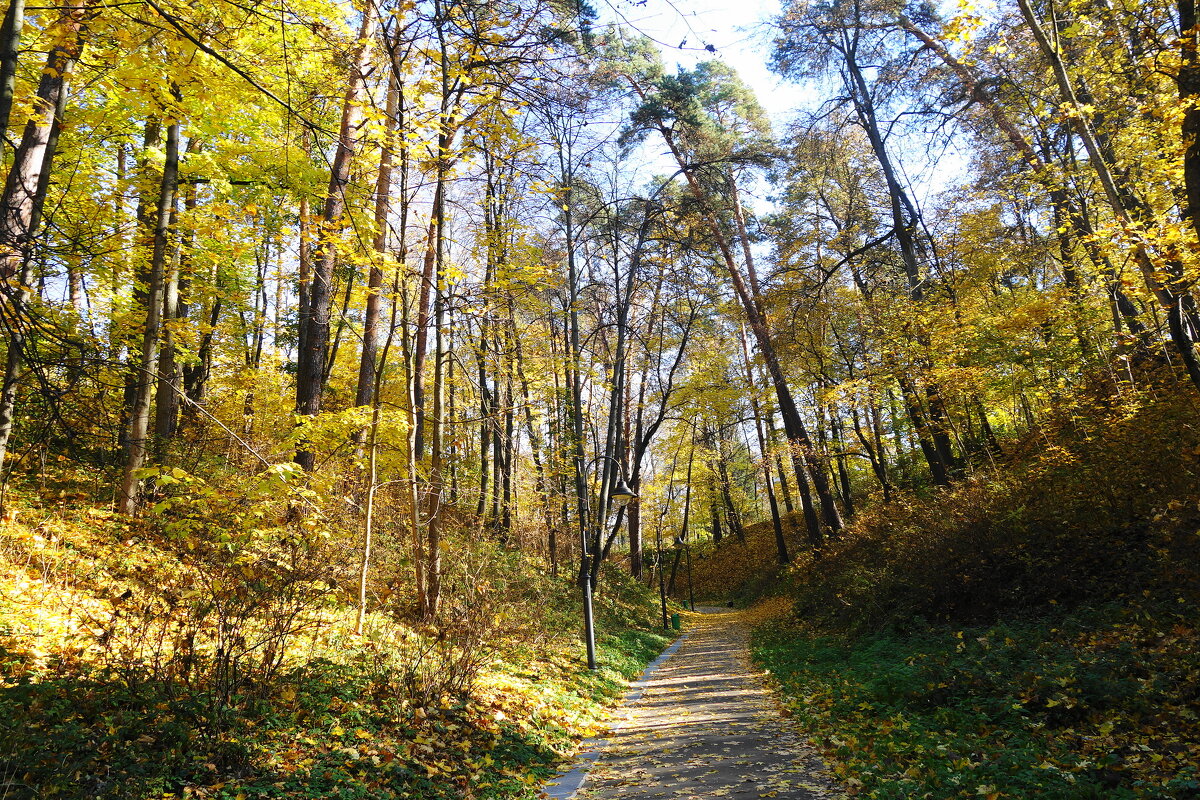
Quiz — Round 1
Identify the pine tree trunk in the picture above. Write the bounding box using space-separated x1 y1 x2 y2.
739 324 788 563
662 127 840 542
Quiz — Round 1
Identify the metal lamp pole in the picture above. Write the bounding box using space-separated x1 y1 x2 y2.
580 538 597 670
580 455 637 670
656 522 669 629
677 536 696 612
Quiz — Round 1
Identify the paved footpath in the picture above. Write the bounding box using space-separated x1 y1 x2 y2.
544 608 846 800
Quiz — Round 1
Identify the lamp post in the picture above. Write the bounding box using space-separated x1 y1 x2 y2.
580 455 637 670
560 193 660 671
676 536 695 612
655 519 669 630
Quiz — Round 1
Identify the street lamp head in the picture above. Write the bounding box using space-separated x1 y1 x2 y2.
609 478 638 506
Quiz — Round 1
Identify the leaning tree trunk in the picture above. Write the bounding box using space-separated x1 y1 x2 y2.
642 109 840 544
842 37 957 482
1016 0 1200 391
0 1 86 480
0 0 25 152
739 323 788 564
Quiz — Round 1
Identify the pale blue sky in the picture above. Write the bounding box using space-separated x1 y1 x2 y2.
596 0 811 126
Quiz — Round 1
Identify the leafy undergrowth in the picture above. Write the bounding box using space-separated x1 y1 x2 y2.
0 632 661 799
684 518 803 604
690 374 1200 627
780 377 1200 633
732 375 1200 798
0 478 672 799
754 601 1200 799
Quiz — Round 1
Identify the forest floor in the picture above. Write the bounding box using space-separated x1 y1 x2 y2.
545 607 845 800
0 478 677 799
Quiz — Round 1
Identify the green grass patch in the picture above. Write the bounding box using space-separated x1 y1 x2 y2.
753 602 1200 799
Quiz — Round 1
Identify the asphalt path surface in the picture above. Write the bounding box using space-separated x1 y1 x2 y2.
544 607 845 800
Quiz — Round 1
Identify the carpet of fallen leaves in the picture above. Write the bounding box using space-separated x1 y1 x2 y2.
753 601 1200 799
0 483 672 799
575 608 845 800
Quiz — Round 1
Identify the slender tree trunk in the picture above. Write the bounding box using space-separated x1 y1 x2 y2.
709 478 722 544
413 78 464 459
500 366 514 539
765 412 795 514
680 440 694 546
66 253 85 315
118 113 180 514
828 402 854 516
153 194 181 451
490 324 503 528
629 364 650 579
413 197 438 459
513 313 557 570
295 16 372 470
297 191 310 360
476 328 491 520
423 212 446 621
558 154 594 599
896 374 948 484
322 258 354 387
420 5 454 616
356 410 380 636
401 281 427 613
1016 0 1200 390
850 401 891 502
355 70 397 414
716 436 744 542
182 294 219 412
548 311 571 574
355 235 406 637
240 237 270 440
589 204 651 582
117 119 163 452
156 141 201 435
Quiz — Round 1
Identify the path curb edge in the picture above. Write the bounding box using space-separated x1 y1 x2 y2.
540 632 689 800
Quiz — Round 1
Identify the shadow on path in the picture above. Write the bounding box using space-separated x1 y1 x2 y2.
546 607 845 800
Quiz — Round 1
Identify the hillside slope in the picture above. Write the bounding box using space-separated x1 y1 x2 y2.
0 481 669 799
689 376 1200 798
